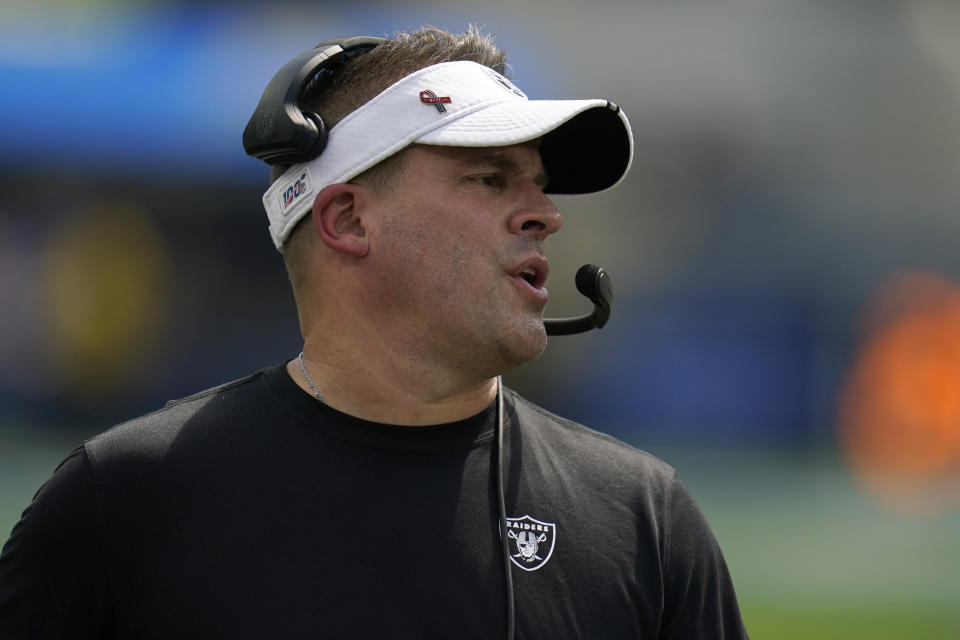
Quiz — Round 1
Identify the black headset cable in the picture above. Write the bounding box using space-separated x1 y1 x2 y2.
495 376 516 640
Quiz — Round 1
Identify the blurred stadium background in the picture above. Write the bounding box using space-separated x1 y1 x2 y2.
2 0 960 636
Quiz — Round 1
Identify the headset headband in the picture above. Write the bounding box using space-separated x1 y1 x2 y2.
242 36 386 165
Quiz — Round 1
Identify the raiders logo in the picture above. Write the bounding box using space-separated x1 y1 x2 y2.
505 515 556 571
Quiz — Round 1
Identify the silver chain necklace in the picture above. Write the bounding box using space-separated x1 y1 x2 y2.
297 351 326 404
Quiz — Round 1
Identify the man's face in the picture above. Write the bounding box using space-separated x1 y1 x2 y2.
362 141 563 378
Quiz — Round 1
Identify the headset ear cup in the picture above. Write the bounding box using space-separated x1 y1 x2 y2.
244 36 386 165
303 112 329 157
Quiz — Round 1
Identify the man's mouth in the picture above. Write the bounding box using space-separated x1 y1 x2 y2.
510 257 549 293
519 267 539 286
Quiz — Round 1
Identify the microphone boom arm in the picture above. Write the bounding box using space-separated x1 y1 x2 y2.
543 264 613 336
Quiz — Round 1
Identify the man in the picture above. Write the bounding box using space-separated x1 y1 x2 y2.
0 27 748 638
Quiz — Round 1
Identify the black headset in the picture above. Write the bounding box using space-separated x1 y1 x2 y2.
242 36 387 166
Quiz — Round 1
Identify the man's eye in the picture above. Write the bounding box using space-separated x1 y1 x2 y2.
478 175 501 187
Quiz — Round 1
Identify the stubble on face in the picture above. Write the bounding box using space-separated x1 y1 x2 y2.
363 144 553 379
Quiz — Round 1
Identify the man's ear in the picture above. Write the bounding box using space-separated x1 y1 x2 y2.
310 183 370 257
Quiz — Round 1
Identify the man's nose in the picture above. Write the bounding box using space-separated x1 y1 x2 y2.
507 189 563 238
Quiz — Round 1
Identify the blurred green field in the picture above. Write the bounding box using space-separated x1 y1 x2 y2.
673 446 960 640
742 601 958 639
2 427 958 638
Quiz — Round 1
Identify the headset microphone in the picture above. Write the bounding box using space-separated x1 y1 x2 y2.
543 264 613 335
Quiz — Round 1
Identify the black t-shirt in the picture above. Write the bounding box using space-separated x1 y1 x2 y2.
0 363 748 638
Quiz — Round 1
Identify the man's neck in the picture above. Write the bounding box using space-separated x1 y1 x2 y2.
285 348 498 426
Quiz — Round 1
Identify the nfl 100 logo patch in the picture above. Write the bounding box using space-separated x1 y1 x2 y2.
505 515 556 571
279 170 313 214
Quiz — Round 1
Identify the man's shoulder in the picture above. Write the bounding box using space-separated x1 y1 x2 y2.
506 389 676 482
83 366 276 466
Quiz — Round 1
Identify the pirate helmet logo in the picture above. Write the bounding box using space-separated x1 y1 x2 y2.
505 514 556 571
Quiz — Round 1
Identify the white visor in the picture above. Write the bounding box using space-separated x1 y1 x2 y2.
263 60 633 250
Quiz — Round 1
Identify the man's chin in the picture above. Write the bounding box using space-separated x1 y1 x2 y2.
498 318 548 369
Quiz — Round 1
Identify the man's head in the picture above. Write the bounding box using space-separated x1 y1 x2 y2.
246 26 632 380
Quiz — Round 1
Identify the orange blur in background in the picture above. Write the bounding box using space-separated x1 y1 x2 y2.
841 270 960 515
